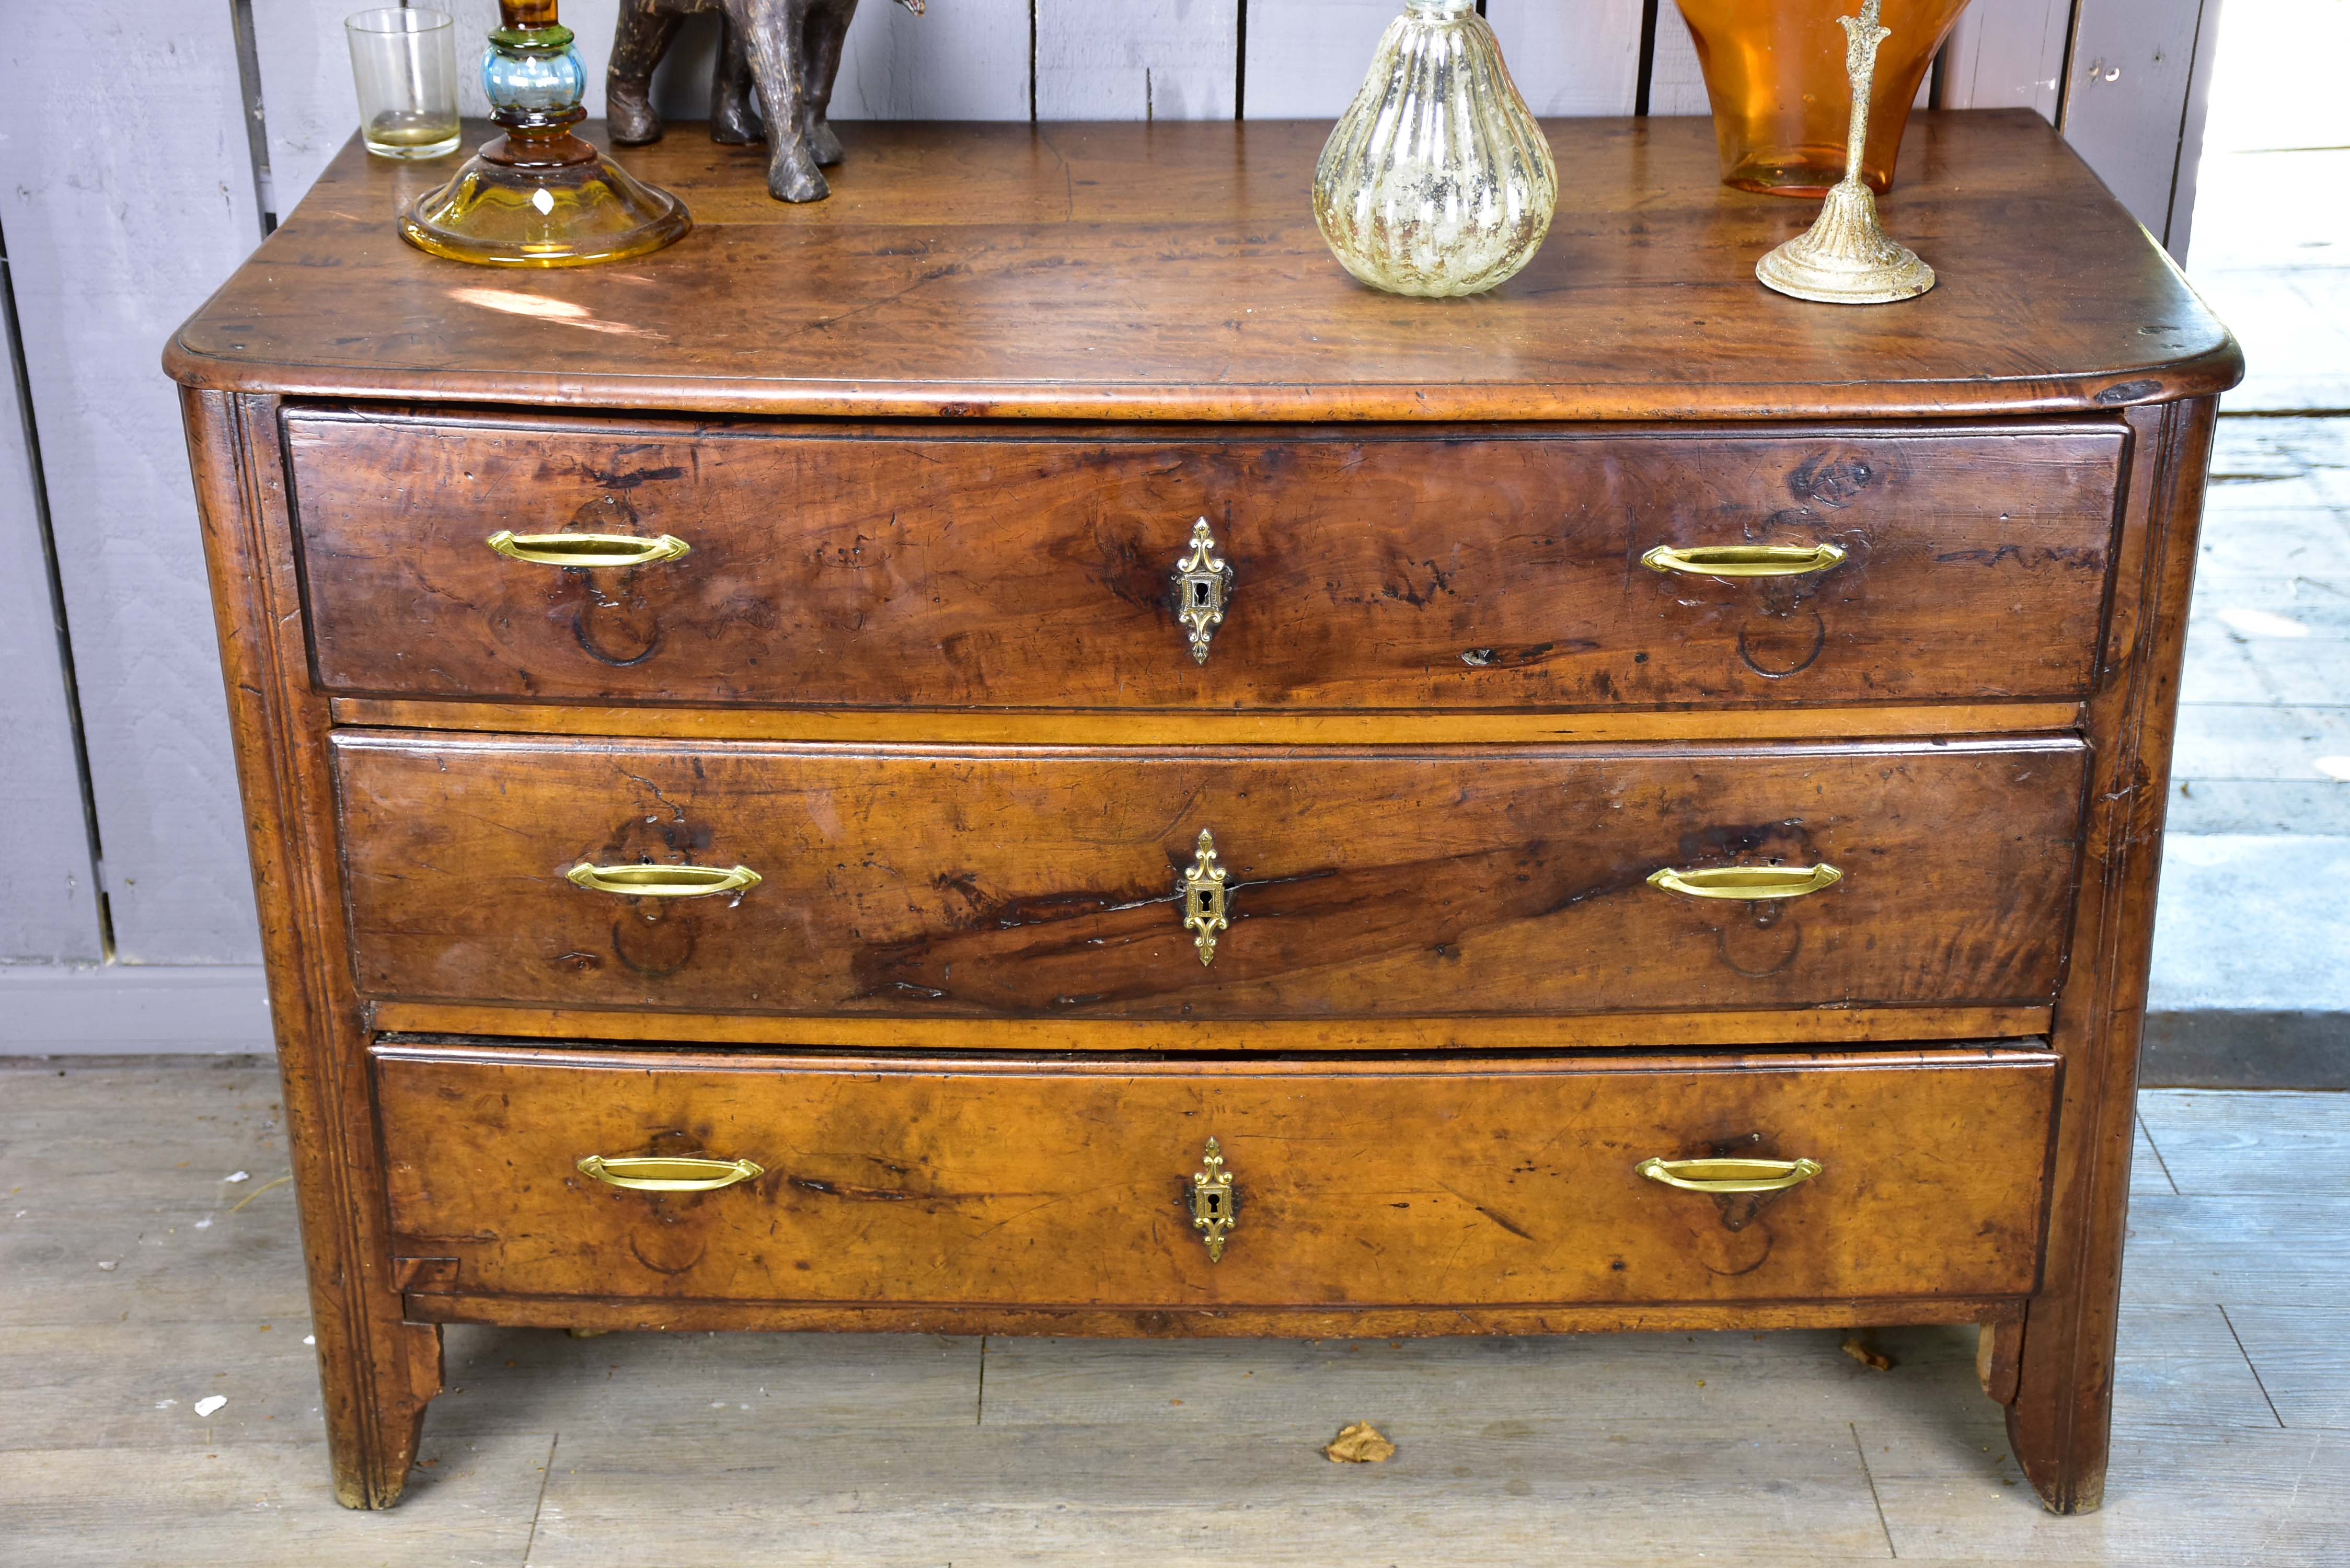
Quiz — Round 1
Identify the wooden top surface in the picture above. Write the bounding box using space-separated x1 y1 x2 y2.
166 113 2239 423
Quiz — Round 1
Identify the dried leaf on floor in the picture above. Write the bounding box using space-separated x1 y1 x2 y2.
1324 1420 1397 1463
1841 1333 1895 1371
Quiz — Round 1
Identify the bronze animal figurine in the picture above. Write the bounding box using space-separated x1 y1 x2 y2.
608 0 925 202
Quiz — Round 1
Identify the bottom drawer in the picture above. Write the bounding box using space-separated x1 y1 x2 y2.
375 1043 2059 1312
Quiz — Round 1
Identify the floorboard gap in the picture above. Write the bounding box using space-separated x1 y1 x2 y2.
2217 1305 2289 1428
521 1432 558 1564
1851 1420 1898 1559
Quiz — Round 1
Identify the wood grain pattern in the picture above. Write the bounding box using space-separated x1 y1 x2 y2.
373 1042 2060 1311
286 411 2127 711
164 116 2241 422
332 734 2090 1019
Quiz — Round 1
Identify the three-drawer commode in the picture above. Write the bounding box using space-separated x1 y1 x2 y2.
168 114 2238 1511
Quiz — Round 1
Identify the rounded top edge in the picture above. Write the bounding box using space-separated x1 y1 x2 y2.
345 7 454 34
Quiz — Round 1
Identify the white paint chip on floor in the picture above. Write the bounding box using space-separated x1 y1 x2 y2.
2217 605 2313 639
193 1396 226 1417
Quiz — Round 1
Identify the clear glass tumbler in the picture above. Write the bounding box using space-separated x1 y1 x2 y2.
346 8 462 159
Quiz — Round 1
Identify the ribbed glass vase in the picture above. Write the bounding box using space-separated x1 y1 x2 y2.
1312 0 1558 298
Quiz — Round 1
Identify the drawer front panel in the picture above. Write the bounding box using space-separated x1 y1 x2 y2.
334 734 2087 1018
375 1044 2060 1309
289 413 2123 709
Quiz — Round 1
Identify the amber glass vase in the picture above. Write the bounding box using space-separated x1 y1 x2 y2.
1674 0 1971 195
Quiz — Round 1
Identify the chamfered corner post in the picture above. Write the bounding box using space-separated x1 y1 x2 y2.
2001 395 2221 1514
178 384 445 1508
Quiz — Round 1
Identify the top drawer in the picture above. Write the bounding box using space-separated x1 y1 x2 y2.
286 412 2124 711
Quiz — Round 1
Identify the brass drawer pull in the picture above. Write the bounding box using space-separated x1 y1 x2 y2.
487 529 692 568
1190 1137 1236 1261
577 1154 765 1192
566 862 763 898
1179 829 1230 965
1171 517 1236 663
1642 542 1847 578
1647 862 1842 900
1638 1156 1823 1194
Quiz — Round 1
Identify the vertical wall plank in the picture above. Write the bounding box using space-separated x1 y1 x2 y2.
1243 0 1398 119
1243 0 1645 123
834 0 1032 118
1035 0 1240 119
1645 6 1711 115
0 3 265 964
249 0 359 216
2060 0 2213 245
2160 0 2224 259
1939 0 2071 119
1488 0 1644 116
0 246 103 965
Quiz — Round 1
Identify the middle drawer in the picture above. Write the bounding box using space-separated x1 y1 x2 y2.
334 733 2086 1018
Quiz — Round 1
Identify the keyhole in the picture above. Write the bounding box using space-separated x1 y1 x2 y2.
1204 1194 1222 1216
1193 580 1211 606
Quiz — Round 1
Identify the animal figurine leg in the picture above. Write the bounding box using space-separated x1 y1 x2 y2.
709 15 763 145
799 0 858 167
608 0 688 145
726 0 829 201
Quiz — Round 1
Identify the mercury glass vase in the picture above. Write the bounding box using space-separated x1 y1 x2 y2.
1312 0 1558 298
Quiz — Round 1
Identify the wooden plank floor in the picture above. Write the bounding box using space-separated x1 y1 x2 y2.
2 1059 2344 1566
2144 413 2350 1086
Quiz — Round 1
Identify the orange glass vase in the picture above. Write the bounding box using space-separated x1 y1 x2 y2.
1674 0 1971 195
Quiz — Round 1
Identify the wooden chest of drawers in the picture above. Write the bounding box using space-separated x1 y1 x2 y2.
167 113 2237 1514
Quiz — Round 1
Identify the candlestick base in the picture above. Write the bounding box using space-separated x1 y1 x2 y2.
1756 177 1933 305
401 126 689 268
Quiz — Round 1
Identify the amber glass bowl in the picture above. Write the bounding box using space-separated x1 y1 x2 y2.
1675 0 1971 195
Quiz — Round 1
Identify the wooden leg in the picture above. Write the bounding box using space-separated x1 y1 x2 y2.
2003 1296 2113 1514
1995 400 2221 1516
181 391 454 1508
318 1312 443 1508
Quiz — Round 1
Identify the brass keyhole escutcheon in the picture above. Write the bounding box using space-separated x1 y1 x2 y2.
1179 828 1230 966
1171 517 1236 664
1191 1137 1236 1262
